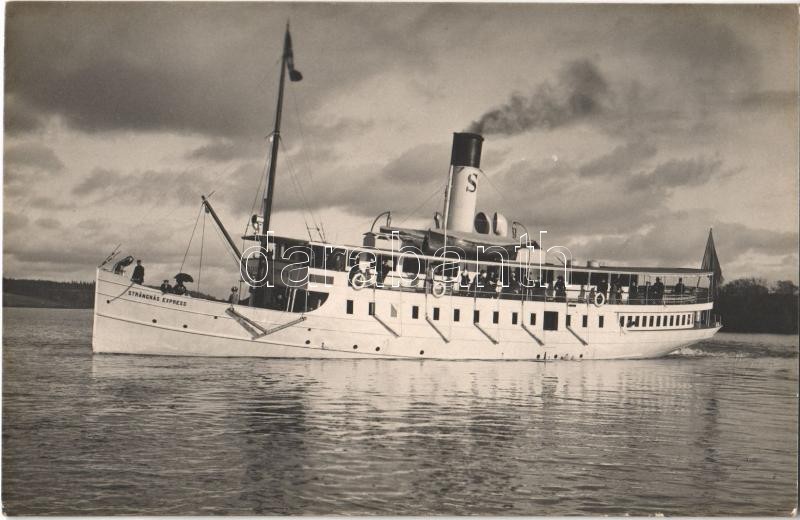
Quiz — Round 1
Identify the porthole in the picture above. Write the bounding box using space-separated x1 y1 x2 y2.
307 328 311 331
375 347 380 352
106 299 110 304
554 354 558 359
353 345 358 350
214 316 218 319
305 340 310 345
152 319 157 323
579 354 583 359
183 324 188 329
419 350 424 355
536 354 541 360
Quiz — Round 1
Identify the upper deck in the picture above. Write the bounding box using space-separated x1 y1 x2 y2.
255 235 716 306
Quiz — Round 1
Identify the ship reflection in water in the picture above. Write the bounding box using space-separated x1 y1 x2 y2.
2 309 797 515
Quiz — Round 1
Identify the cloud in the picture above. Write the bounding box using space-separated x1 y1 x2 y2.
3 3 436 139
578 139 657 178
626 157 723 192
4 142 64 172
34 217 61 229
468 59 612 135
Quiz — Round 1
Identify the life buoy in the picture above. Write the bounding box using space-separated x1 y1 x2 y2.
593 292 606 307
351 272 367 290
432 281 446 298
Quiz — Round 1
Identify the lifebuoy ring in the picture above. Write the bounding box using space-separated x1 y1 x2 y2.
351 272 367 290
593 292 606 307
432 281 446 298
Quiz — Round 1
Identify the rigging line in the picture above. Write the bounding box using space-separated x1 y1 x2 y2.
288 89 328 242
198 210 206 294
279 136 320 234
479 169 517 217
396 183 448 226
243 149 272 245
279 137 321 240
210 217 245 265
180 205 204 274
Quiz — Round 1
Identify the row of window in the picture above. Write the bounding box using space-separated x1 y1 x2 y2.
346 300 611 331
621 313 693 328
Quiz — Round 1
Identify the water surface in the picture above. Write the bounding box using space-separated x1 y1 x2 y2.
3 308 797 515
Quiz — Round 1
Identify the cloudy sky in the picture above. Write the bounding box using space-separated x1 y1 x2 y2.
3 3 798 296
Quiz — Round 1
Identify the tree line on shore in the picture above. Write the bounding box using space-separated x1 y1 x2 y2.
3 277 798 334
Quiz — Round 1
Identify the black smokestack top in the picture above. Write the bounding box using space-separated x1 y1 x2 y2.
467 59 610 135
450 132 484 168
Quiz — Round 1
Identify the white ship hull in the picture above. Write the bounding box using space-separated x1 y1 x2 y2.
93 269 720 361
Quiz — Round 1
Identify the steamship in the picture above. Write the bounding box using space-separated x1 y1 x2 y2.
92 26 722 360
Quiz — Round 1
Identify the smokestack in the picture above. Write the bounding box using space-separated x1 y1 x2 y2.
445 133 484 234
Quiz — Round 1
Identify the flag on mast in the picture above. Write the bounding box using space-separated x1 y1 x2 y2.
284 25 303 82
701 228 723 294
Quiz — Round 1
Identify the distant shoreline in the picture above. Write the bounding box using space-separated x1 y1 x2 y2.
4 277 797 334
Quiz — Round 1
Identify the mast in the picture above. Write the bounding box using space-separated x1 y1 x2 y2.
261 23 293 235
254 22 302 307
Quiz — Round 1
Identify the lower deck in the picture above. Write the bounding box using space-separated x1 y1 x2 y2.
93 269 721 360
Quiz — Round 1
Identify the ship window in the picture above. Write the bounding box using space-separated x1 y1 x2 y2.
530 313 537 326
473 310 480 323
669 315 674 326
656 316 661 327
511 312 518 325
681 315 685 326
635 316 641 327
368 302 375 316
454 308 460 322
649 316 654 327
346 300 353 314
544 311 558 331
433 307 440 321
582 315 588 328
599 315 604 328
566 315 572 327
493 311 499 324
390 305 398 318
412 305 419 319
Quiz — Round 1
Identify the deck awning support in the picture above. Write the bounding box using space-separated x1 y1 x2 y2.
521 323 545 346
225 307 306 339
426 315 450 343
566 325 589 346
473 322 498 344
373 314 400 337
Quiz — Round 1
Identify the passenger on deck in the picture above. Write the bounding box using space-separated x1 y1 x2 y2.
588 286 597 304
131 260 145 285
597 277 608 298
628 280 638 304
554 275 567 302
578 285 586 302
674 278 685 295
653 277 665 302
160 279 172 293
377 258 391 285
644 281 652 304
460 271 471 291
508 271 522 296
173 281 187 296
228 286 239 305
488 271 499 298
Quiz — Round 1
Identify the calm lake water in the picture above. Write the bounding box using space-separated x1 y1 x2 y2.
2 308 797 515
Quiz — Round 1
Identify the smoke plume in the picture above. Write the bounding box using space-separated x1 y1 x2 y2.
468 59 611 135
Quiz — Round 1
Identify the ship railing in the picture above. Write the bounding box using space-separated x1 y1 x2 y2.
350 272 713 305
